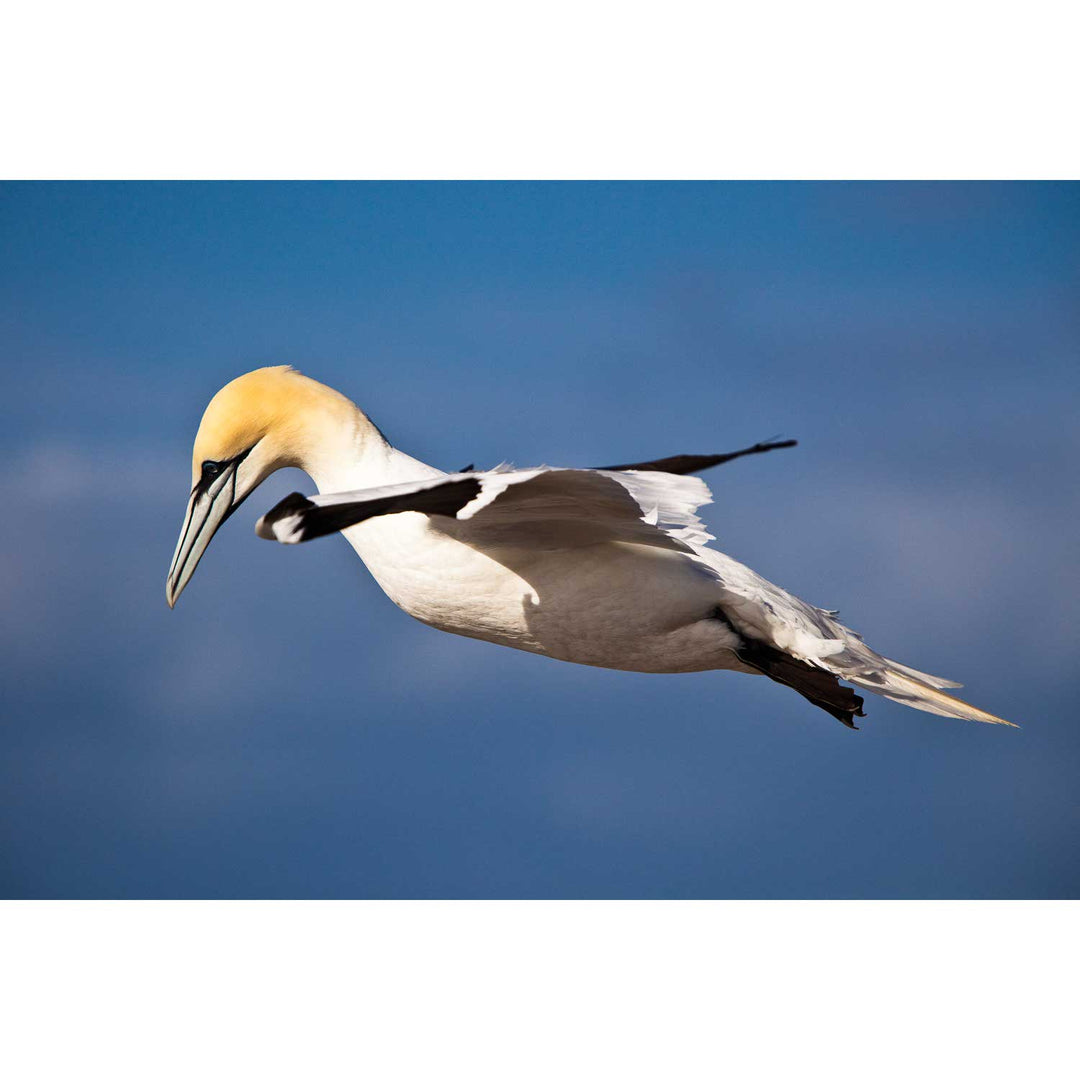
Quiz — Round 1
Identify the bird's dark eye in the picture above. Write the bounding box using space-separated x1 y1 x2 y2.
201 460 224 482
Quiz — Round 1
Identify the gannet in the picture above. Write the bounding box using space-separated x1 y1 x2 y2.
166 366 1013 729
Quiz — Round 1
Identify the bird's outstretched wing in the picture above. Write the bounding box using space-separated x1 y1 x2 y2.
454 440 798 479
256 475 484 543
255 467 715 550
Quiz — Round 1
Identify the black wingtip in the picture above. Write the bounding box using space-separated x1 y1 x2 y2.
597 439 799 476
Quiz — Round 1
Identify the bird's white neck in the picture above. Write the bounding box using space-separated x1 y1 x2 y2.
294 394 444 495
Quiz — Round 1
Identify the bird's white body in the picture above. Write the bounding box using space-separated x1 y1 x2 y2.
307 439 746 674
351 513 745 673
168 366 1013 728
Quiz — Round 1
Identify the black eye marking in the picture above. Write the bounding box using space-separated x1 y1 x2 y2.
195 445 256 497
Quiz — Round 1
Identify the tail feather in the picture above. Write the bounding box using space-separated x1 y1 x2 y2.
880 659 963 690
849 667 1016 726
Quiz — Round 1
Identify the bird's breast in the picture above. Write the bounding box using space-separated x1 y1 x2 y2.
341 513 543 650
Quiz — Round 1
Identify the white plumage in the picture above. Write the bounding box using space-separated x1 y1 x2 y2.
168 366 1013 729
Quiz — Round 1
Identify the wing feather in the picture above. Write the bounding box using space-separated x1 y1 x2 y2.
596 439 797 474
256 467 715 551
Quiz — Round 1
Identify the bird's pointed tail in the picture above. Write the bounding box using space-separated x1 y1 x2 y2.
848 665 1017 726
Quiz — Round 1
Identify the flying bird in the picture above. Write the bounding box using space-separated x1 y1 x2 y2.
167 367 1012 729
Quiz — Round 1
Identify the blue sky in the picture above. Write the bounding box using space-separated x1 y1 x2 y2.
1 181 1077 897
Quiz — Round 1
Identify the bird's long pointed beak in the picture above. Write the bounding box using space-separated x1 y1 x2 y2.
166 463 245 608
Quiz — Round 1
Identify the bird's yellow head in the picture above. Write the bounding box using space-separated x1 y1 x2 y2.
167 366 366 607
